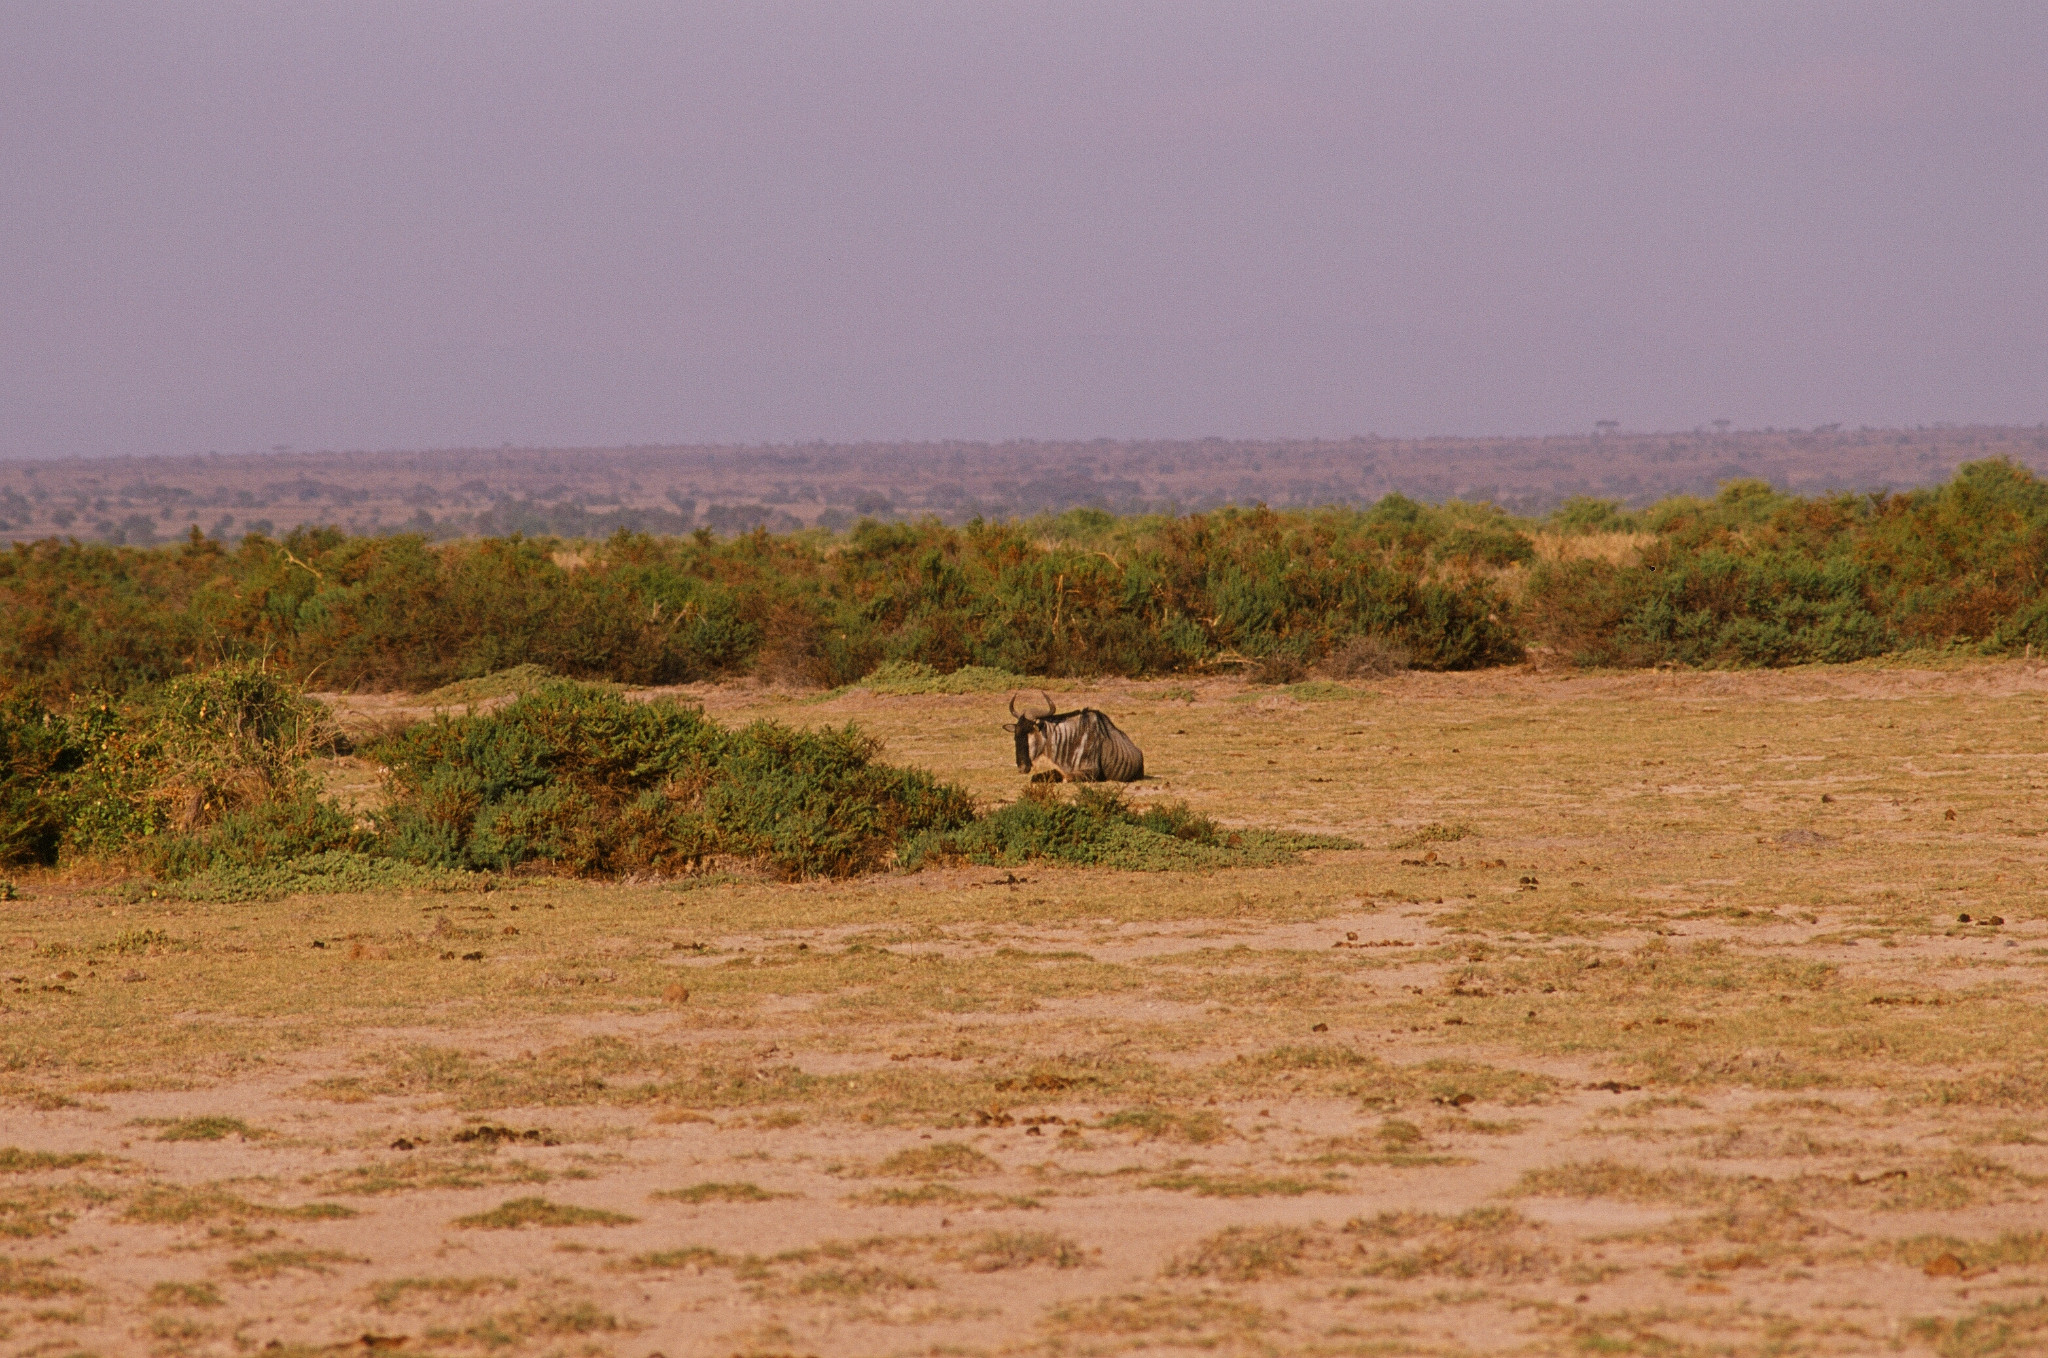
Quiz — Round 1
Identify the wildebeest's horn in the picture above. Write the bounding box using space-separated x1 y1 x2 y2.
1039 690 1056 715
1008 692 1022 718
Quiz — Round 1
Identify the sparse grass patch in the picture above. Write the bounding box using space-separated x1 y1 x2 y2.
226 1248 363 1279
154 1116 268 1142
1143 1171 1340 1198
793 1264 932 1297
843 1183 1042 1210
120 1184 354 1226
650 1181 793 1204
1912 1297 2048 1358
875 1142 999 1178
1512 1154 2037 1213
1167 1225 1322 1281
853 661 1040 696
2 1182 116 1237
452 1196 636 1229
1043 1291 1271 1339
146 1280 222 1307
0 1148 100 1172
624 1246 733 1272
1098 1106 1230 1144
1391 821 1474 849
315 1152 552 1196
367 1275 520 1310
941 1230 1090 1272
1307 1119 1465 1168
1882 1232 2048 1273
431 1301 627 1348
1345 1207 1555 1280
0 1258 88 1299
903 783 1354 872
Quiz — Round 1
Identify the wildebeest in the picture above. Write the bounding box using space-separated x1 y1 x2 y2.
1003 691 1145 783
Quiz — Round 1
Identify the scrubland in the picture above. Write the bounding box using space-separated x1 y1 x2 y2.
4 662 2048 1355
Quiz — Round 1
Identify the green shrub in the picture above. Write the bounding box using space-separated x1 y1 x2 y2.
372 682 974 879
0 697 80 866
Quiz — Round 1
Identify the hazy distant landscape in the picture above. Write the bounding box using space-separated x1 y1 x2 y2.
4 425 2044 544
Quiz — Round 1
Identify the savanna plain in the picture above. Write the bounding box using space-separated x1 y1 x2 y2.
7 663 2048 1358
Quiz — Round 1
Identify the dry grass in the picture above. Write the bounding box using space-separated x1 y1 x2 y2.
10 664 2048 1355
451 1197 636 1229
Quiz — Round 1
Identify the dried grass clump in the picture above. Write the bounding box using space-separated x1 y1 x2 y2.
1320 634 1412 678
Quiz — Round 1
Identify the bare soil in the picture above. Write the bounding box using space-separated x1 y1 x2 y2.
7 660 2048 1356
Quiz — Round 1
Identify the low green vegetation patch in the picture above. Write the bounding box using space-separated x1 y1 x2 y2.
120 1184 355 1226
453 1196 637 1229
1143 1171 1342 1198
421 663 559 706
851 660 1049 695
905 784 1354 872
152 1116 268 1142
226 1248 363 1278
650 1181 792 1205
875 1143 999 1179
0 1148 101 1172
144 850 491 903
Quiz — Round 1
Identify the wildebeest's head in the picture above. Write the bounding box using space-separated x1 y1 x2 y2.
1002 691 1058 772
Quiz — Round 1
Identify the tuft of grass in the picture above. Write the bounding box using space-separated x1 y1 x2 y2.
1043 1291 1272 1339
626 1246 734 1272
1306 1119 1464 1168
793 1264 933 1297
146 1280 222 1308
1166 1225 1319 1281
154 851 490 903
1911 1298 2048 1358
854 661 1043 695
905 783 1354 872
1098 1107 1230 1144
369 1275 519 1309
316 1153 552 1196
226 1248 364 1279
155 1116 268 1142
452 1196 637 1229
0 1148 101 1172
650 1181 792 1205
1511 1154 2035 1214
843 1183 1042 1210
121 1184 354 1226
942 1230 1090 1272
3 1183 117 1238
1344 1207 1555 1280
437 1302 627 1347
1389 821 1474 849
421 664 557 706
1142 1171 1340 1198
875 1142 999 1178
0 1258 89 1299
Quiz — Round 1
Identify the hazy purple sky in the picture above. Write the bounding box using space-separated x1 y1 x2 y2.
3 3 2044 457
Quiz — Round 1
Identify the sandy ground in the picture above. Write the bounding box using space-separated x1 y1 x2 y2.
7 660 2048 1356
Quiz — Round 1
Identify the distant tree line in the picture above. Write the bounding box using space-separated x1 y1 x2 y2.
4 460 2048 700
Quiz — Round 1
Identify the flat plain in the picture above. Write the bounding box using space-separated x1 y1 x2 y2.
6 661 2048 1357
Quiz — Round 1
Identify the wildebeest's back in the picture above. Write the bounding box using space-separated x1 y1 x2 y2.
1071 709 1145 782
